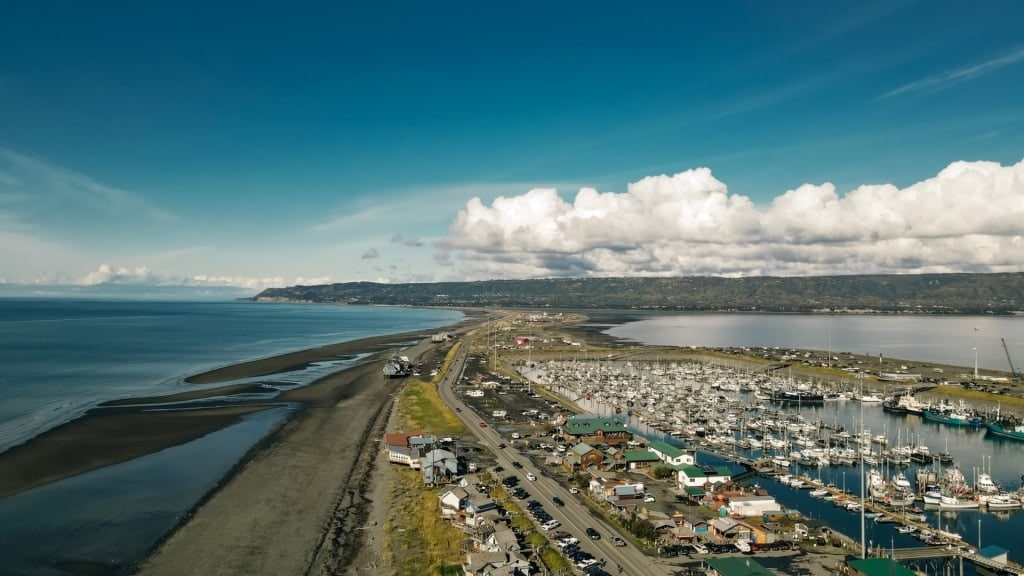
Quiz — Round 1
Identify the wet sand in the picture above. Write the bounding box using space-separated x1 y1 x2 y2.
136 333 451 575
0 329 447 502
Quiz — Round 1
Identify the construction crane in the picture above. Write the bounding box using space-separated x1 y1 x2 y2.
1002 338 1022 380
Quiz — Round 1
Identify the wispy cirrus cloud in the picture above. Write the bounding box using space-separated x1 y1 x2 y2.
881 45 1024 99
0 148 175 222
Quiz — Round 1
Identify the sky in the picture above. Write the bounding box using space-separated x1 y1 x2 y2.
1 1 1023 295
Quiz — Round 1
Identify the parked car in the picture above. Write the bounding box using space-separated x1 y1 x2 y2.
541 520 561 531
511 461 523 468
569 486 580 494
643 494 656 503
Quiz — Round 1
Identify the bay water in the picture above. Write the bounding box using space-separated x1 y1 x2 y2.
0 299 462 575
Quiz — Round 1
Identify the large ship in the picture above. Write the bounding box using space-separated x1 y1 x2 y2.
923 400 981 427
984 413 1024 442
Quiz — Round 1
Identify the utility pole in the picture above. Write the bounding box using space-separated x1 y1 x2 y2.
973 326 979 380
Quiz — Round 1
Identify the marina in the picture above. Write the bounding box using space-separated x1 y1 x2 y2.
524 356 1024 573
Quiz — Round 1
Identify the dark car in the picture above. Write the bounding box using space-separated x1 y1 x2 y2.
455 407 462 412
552 496 565 507
585 527 600 540
479 422 487 427
511 461 523 468
498 443 506 448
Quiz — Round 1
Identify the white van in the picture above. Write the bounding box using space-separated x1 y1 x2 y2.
526 472 537 481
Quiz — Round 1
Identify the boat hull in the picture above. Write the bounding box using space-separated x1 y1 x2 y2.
923 411 979 427
985 423 1024 442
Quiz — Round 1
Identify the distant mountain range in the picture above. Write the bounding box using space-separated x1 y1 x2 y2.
248 273 1024 314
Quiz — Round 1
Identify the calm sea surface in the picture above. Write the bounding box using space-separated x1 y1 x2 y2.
605 313 1024 372
0 299 462 575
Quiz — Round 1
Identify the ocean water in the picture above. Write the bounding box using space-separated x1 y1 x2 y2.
604 312 1024 372
0 298 463 452
0 299 463 575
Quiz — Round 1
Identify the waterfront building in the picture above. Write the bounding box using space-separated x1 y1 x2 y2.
726 495 780 518
846 558 916 576
647 438 696 466
675 463 732 493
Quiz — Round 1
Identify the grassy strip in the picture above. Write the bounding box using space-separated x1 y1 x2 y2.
397 378 467 436
928 385 1024 408
385 355 470 575
387 467 465 576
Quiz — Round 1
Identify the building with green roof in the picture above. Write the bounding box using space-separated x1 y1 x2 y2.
562 415 632 445
705 556 773 576
624 450 662 471
676 464 732 492
847 558 916 576
647 438 695 466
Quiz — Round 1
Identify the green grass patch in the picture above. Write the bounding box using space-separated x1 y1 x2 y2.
387 468 466 576
930 385 1024 407
540 548 571 572
397 379 466 436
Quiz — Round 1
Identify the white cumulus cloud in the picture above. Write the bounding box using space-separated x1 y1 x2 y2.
77 264 326 292
440 159 1024 278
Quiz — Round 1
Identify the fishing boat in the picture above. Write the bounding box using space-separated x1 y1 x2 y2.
771 389 825 405
984 413 1024 442
809 488 830 498
923 400 982 428
986 493 1022 509
882 398 907 414
938 495 979 509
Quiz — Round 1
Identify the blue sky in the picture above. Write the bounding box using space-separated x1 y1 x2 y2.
2 1 1023 293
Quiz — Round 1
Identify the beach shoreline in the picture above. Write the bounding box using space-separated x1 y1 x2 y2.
135 321 479 575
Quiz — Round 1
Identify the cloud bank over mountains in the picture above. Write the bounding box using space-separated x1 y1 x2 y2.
77 264 331 292
441 158 1024 279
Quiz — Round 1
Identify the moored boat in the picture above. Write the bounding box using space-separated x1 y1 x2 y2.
938 495 979 509
986 493 1022 509
985 419 1024 442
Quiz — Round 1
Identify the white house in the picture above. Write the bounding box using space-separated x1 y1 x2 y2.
647 439 695 466
676 464 732 491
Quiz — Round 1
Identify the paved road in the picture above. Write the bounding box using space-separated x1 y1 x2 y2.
437 336 677 576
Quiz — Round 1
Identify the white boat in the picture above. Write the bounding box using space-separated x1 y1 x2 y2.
896 525 918 534
859 394 884 403
986 493 1022 509
809 488 830 498
892 472 911 489
772 457 790 468
975 473 999 494
938 495 979 509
